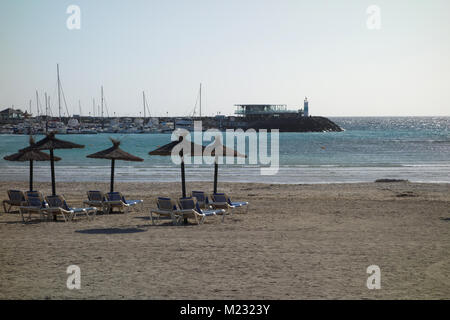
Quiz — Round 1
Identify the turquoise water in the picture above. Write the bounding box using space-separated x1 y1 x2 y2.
0 117 449 183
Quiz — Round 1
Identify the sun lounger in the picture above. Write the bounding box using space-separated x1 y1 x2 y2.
191 190 231 221
177 197 224 225
191 191 209 209
208 193 235 219
83 191 107 213
104 192 129 213
150 197 181 225
105 192 143 213
2 190 26 213
19 192 47 223
45 195 97 222
210 193 249 214
122 196 144 209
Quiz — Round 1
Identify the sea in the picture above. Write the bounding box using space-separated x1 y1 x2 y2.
0 117 449 184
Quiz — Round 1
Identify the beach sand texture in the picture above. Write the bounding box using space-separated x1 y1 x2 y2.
0 181 449 299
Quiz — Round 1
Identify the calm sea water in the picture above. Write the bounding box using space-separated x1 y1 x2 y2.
0 117 449 184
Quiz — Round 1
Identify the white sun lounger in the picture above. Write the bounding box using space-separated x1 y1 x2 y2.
150 197 181 225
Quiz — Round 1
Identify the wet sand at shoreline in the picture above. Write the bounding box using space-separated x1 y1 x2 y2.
0 181 449 299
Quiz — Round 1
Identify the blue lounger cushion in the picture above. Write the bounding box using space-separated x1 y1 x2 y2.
195 202 218 216
229 200 248 207
120 194 142 206
125 200 142 206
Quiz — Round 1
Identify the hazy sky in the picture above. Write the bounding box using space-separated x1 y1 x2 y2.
1 0 449 117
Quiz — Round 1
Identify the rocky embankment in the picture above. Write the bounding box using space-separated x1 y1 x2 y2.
247 116 343 132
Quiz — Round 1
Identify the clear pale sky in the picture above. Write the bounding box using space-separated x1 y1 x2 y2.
1 0 449 117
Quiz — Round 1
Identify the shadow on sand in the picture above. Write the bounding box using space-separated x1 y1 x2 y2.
75 227 147 235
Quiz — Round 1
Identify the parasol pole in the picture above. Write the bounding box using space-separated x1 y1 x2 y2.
181 153 186 198
50 149 56 196
180 149 188 224
29 159 33 191
213 154 218 194
110 159 115 193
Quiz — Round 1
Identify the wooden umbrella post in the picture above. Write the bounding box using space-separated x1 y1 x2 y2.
50 149 57 221
110 159 115 193
50 149 56 196
29 159 33 191
180 151 188 224
181 160 186 198
213 157 218 194
181 151 186 198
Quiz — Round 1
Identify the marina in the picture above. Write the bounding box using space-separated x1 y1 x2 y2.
0 65 342 134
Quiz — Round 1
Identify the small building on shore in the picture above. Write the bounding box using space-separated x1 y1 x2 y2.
234 104 304 120
0 108 30 121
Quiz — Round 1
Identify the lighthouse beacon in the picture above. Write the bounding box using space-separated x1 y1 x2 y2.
303 97 309 117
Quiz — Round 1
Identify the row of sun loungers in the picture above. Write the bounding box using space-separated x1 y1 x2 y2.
150 191 249 225
1 190 143 222
2 189 248 225
84 191 144 214
8 191 98 223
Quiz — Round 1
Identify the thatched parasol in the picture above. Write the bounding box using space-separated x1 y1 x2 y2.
4 136 61 191
86 138 144 192
149 136 208 198
21 131 84 196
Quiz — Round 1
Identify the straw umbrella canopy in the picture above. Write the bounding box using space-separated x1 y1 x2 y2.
3 136 61 191
20 131 84 196
149 136 205 198
86 138 144 192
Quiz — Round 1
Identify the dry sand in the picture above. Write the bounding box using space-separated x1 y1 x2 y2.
0 180 449 299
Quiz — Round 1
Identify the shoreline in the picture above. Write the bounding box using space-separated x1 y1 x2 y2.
1 179 450 186
1 165 449 185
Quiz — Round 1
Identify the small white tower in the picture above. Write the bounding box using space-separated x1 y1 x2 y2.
303 97 309 117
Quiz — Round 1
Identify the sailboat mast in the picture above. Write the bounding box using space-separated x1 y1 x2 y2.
35 90 39 117
45 92 48 133
143 91 146 120
101 86 104 129
57 64 61 120
45 92 48 118
28 99 32 135
199 83 202 118
78 100 82 125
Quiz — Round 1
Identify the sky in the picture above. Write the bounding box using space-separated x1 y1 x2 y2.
0 0 449 117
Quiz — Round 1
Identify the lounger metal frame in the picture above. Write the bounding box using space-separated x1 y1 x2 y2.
2 190 26 213
45 195 97 222
19 192 47 223
150 198 182 225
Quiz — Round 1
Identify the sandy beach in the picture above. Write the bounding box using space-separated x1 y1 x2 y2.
0 180 449 299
